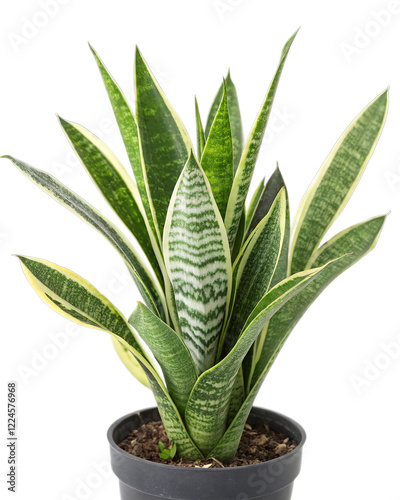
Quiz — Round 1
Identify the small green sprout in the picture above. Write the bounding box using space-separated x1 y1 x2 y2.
158 441 177 460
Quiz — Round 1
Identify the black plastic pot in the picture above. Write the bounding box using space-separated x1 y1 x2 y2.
108 406 306 500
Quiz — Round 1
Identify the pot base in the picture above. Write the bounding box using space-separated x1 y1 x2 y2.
108 407 306 500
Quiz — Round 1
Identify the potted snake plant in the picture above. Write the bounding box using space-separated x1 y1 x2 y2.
3 29 388 500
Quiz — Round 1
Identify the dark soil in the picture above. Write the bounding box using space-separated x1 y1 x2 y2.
118 420 297 468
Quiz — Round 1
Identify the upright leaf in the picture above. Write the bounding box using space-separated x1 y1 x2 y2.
205 82 223 139
224 30 298 251
194 97 205 158
246 164 286 238
200 84 233 218
135 48 192 240
163 153 232 374
89 45 158 244
223 189 286 355
4 156 167 321
129 303 198 415
226 71 244 172
245 177 265 230
185 267 323 455
58 117 163 285
290 90 388 274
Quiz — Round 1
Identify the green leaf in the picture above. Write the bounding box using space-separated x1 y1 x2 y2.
226 71 244 173
245 178 265 231
4 156 167 321
195 97 206 158
170 442 177 459
163 153 232 374
129 302 198 415
58 117 163 286
17 255 202 460
222 189 286 355
251 215 387 390
159 442 165 451
200 83 233 218
89 45 158 245
224 30 298 251
246 164 285 238
205 82 223 139
135 48 192 240
290 90 389 274
231 210 246 263
185 267 323 455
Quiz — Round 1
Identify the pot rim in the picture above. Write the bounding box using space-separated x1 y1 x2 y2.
107 406 306 472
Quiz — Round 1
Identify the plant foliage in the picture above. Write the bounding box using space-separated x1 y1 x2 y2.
4 30 388 462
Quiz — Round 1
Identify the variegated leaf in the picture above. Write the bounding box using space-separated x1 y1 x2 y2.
4 156 167 321
200 83 233 218
163 153 232 374
185 266 323 455
17 255 203 459
129 302 198 415
135 48 192 240
224 30 298 251
290 90 388 274
245 177 265 230
58 117 163 285
89 45 159 245
195 97 206 158
222 189 286 356
251 215 387 390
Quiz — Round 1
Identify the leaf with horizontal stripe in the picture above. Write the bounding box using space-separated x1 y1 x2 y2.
163 152 232 374
129 302 198 415
4 156 167 321
17 255 203 459
226 71 244 172
89 45 158 245
58 117 163 285
200 83 233 218
224 30 298 251
205 82 223 139
185 266 324 455
135 48 192 240
290 90 388 274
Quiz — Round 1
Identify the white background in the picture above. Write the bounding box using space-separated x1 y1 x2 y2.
1 0 399 499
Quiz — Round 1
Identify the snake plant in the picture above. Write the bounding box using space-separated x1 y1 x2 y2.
3 30 388 462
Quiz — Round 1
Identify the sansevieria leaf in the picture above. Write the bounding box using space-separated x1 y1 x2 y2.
129 302 198 415
135 48 192 241
164 153 232 374
17 255 203 459
200 83 233 218
185 266 324 455
58 117 163 285
223 189 286 355
195 97 206 158
4 156 167 321
251 215 387 390
89 45 160 249
290 90 388 274
224 29 298 251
